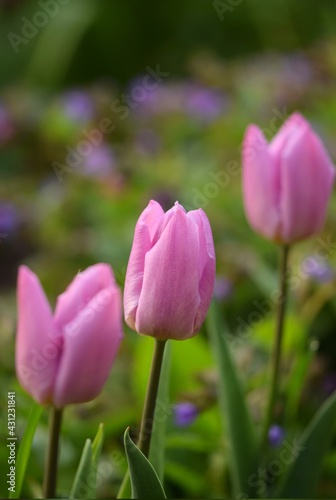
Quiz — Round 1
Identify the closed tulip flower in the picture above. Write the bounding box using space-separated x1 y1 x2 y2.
242 113 334 243
16 264 122 408
124 200 216 340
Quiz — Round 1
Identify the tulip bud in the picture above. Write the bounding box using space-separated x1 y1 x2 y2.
242 113 335 244
124 200 216 340
16 264 122 408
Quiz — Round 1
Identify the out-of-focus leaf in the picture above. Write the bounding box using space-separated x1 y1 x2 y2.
206 303 258 498
124 428 166 499
278 390 336 498
69 424 104 499
9 402 43 499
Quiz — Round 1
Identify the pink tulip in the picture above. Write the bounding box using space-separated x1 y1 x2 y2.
16 264 122 408
124 200 216 340
242 113 334 243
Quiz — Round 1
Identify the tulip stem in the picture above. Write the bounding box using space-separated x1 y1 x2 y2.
43 407 63 499
138 339 167 457
262 244 290 451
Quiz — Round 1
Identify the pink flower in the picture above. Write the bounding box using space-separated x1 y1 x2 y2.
124 200 216 340
242 113 334 243
16 264 122 408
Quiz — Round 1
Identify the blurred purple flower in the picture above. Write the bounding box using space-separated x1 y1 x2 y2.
0 203 19 235
0 103 15 144
282 53 313 87
134 129 161 155
213 276 233 301
184 84 229 122
61 90 94 122
81 144 116 177
323 372 336 396
301 256 333 283
174 402 198 427
133 80 228 122
268 425 285 447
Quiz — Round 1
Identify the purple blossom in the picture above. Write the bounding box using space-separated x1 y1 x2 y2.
81 144 116 177
268 425 285 447
184 84 229 122
0 203 19 236
323 372 336 396
174 402 198 427
301 256 333 283
61 90 94 122
213 276 233 301
134 129 161 155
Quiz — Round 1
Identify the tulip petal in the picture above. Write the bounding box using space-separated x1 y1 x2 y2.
135 210 201 340
16 266 61 405
269 112 306 159
124 200 164 329
242 125 280 240
280 125 335 242
53 286 122 407
187 209 216 332
54 263 115 328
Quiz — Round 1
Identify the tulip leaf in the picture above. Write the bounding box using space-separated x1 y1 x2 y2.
277 390 336 498
124 428 167 499
206 303 258 498
9 402 43 499
69 424 104 499
149 340 171 481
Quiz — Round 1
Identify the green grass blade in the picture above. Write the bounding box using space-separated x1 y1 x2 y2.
69 423 105 499
9 402 43 499
69 439 92 499
124 428 166 499
278 390 336 498
206 303 258 498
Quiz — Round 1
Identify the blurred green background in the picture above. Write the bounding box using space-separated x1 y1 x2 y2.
1 0 336 497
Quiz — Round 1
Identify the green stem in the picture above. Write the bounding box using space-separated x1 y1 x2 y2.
137 339 167 457
43 407 63 498
261 245 290 450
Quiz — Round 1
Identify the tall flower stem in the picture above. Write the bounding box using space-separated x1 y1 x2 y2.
43 407 63 498
261 245 290 451
137 339 167 457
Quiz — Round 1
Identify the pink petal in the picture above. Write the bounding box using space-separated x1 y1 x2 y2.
269 112 307 159
54 263 115 328
187 209 216 332
135 209 201 340
53 286 122 407
242 125 280 240
124 200 164 329
280 125 335 242
16 266 61 405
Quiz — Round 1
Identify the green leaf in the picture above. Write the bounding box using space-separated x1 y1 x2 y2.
9 402 43 499
69 424 104 499
124 428 166 499
69 439 92 499
278 390 336 498
148 340 171 481
206 303 258 498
